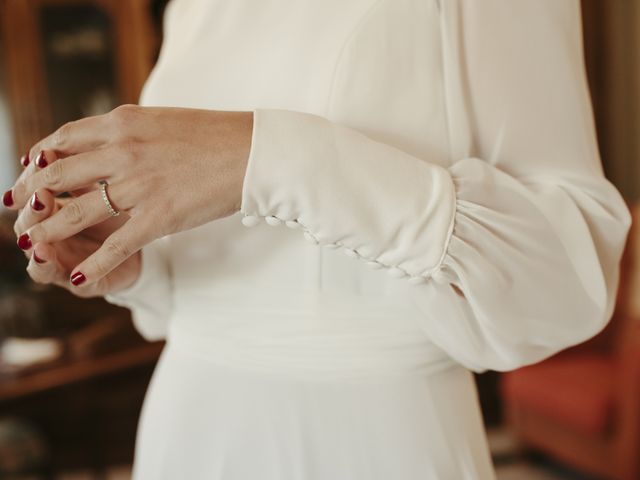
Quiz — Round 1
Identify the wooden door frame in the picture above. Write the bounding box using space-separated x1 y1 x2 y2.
0 0 155 160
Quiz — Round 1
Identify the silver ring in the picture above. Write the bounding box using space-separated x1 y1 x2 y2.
99 181 120 217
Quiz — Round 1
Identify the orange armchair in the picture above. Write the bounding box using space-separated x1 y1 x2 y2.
500 203 640 480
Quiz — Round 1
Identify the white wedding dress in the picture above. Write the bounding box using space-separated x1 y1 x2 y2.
105 0 631 478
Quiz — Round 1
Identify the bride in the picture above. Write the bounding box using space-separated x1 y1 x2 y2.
3 0 630 478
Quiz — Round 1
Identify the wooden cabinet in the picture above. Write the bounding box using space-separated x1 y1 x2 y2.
0 0 165 158
581 0 639 200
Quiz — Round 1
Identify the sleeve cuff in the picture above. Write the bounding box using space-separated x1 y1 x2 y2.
239 108 457 285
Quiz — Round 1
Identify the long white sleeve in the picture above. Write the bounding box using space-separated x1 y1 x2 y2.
104 236 173 341
239 0 631 373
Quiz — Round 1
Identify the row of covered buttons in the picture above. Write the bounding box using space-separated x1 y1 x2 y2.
241 214 449 285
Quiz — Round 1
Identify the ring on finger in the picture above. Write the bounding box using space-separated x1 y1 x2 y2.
99 180 120 217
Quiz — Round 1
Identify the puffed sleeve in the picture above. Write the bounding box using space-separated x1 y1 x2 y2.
238 0 632 372
103 236 173 341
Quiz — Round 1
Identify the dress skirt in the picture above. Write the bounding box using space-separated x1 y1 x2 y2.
131 310 497 480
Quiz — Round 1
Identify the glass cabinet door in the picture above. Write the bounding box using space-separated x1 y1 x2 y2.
1 0 161 158
40 4 119 127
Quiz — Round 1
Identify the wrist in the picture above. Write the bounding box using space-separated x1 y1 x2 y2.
232 111 254 214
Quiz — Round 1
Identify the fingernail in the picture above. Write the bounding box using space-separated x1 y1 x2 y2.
17 233 32 250
30 193 45 211
21 153 30 167
70 271 86 286
2 190 13 207
33 252 46 264
35 151 48 168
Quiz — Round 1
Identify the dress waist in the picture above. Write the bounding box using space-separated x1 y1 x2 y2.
166 289 459 381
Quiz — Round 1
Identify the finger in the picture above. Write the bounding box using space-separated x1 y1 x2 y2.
16 149 91 191
26 242 68 286
26 189 114 245
2 149 53 208
24 149 96 199
69 216 151 288
28 114 108 161
26 242 108 298
3 149 59 209
27 243 106 297
9 149 118 209
26 241 94 296
69 256 138 298
13 188 56 238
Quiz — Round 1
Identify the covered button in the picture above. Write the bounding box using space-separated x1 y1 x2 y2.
285 220 303 229
265 215 282 226
241 215 260 227
356 245 374 258
343 248 359 258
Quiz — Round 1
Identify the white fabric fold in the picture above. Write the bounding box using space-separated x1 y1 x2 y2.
240 108 457 279
105 236 172 341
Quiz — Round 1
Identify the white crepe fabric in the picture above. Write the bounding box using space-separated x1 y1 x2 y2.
104 0 631 478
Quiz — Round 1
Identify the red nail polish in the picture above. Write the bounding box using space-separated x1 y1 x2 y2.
17 233 32 250
70 271 86 286
35 151 48 168
2 190 13 207
21 153 30 167
30 193 45 211
33 252 46 264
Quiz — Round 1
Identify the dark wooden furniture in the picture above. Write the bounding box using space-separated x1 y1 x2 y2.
0 0 164 157
0 338 164 473
0 340 163 403
580 0 639 200
0 1 168 473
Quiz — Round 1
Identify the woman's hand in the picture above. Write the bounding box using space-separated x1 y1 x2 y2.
4 105 253 290
11 185 141 297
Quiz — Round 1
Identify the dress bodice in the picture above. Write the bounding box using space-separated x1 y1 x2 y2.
106 0 629 378
135 0 457 376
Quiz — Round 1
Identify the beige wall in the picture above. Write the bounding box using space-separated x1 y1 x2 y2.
0 34 17 191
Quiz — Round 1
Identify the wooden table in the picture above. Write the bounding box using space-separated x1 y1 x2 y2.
0 341 164 404
0 341 164 473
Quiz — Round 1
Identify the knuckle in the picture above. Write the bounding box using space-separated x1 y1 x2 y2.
11 181 26 205
43 160 64 189
62 200 84 226
105 238 131 260
28 223 44 242
110 104 138 129
90 240 129 279
54 121 74 148
90 256 110 278
109 104 144 145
